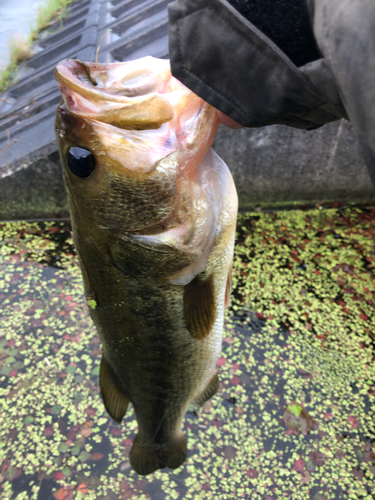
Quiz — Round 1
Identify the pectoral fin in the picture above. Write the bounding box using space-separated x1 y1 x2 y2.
72 233 97 309
194 373 220 406
184 273 216 340
224 262 233 309
99 356 130 423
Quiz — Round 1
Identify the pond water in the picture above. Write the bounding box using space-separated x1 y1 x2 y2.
1 207 375 499
0 0 40 70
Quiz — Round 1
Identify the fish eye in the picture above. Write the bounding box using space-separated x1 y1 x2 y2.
67 147 95 178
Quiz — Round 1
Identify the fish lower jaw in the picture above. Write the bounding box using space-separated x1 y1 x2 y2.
129 432 187 475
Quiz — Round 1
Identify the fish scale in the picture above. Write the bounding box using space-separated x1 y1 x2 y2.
95 166 177 231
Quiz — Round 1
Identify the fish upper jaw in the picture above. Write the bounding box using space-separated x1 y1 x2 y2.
54 57 218 139
55 58 174 130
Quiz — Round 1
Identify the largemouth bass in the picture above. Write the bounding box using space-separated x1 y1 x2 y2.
55 57 238 475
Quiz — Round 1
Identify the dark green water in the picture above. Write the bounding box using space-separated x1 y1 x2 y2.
1 208 375 499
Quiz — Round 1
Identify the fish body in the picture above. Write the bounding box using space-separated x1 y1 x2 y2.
55 57 238 475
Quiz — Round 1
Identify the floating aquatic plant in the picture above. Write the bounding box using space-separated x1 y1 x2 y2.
0 207 374 498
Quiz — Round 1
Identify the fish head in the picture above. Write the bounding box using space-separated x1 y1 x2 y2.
55 57 220 260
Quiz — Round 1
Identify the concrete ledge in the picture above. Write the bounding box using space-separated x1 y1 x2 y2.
0 152 69 220
213 119 375 211
1 119 374 221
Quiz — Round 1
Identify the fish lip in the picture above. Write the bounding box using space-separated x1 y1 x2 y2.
54 58 214 130
55 59 146 103
55 58 171 104
55 58 176 129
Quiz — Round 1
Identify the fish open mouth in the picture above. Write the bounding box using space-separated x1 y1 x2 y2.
55 58 175 130
54 57 211 134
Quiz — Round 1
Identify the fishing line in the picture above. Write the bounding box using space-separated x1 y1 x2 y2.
96 28 112 87
150 408 169 443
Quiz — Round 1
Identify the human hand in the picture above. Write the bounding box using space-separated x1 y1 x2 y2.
217 111 243 129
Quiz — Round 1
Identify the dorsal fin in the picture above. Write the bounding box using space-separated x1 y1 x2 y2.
99 356 130 423
184 272 216 340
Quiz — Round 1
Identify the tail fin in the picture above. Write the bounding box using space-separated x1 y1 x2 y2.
129 434 187 476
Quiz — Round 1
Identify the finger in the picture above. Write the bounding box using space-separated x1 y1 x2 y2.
217 111 244 129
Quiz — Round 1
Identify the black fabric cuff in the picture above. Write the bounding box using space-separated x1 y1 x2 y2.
226 0 321 67
168 0 347 130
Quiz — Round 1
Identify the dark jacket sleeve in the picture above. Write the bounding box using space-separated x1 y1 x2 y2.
168 0 348 130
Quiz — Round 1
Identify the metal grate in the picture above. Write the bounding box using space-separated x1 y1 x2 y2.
0 0 173 220
0 0 372 221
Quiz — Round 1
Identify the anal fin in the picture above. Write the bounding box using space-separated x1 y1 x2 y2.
193 373 220 407
99 356 130 423
184 273 216 340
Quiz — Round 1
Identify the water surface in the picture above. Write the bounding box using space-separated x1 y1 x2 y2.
1 207 375 499
0 0 40 69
